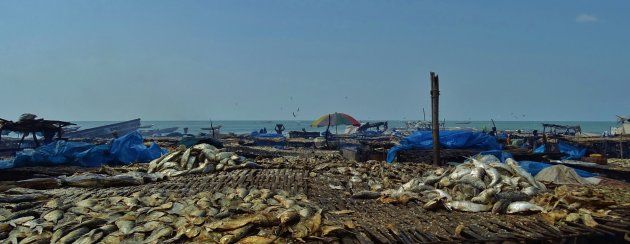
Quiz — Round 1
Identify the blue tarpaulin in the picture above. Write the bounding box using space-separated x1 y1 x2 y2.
110 131 166 164
250 132 284 138
387 130 501 163
0 131 167 169
533 141 587 160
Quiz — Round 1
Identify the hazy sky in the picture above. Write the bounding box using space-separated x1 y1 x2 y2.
1 1 628 121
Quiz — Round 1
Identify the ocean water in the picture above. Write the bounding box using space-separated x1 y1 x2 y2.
71 120 619 135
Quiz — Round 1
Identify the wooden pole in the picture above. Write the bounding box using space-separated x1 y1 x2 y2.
619 127 626 158
430 72 440 166
325 114 331 148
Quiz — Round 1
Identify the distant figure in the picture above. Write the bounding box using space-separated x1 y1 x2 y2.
184 128 189 134
262 128 267 133
302 128 307 132
259 128 264 133
43 129 56 144
489 127 497 136
531 130 539 149
275 124 285 134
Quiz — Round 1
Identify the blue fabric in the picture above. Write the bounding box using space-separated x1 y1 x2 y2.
0 159 14 169
2 131 167 169
387 130 501 163
533 141 587 160
518 160 596 178
109 131 167 164
75 145 113 167
250 131 284 138
13 141 94 167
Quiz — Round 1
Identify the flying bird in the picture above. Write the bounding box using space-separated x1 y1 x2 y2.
292 112 296 118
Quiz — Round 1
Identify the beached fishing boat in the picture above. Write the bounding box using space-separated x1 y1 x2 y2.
64 118 141 138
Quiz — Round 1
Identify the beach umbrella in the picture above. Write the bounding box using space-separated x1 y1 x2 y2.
311 112 360 135
311 112 360 128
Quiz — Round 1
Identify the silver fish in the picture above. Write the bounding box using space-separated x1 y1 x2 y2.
423 197 450 211
471 188 498 204
161 161 179 170
457 174 486 190
506 158 545 190
154 151 181 173
422 189 452 201
471 158 490 170
469 166 485 180
449 166 473 180
485 167 501 188
186 156 196 170
489 162 514 174
447 201 492 212
193 143 217 150
506 201 545 214
216 152 235 161
180 148 192 169
147 153 169 173
521 186 539 196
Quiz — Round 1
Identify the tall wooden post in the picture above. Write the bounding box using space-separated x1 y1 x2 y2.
430 72 441 166
619 127 627 158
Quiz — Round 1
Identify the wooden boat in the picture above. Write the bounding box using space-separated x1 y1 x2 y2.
64 119 141 138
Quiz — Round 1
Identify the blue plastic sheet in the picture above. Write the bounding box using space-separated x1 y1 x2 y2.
250 132 284 138
75 145 112 167
1 131 167 169
518 161 596 178
533 141 586 160
387 131 501 163
0 159 14 169
110 131 167 164
13 141 94 167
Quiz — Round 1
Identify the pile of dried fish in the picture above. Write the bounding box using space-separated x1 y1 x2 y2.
535 184 630 227
255 154 349 170
148 143 261 177
607 158 630 170
6 171 163 191
0 187 351 243
365 156 548 214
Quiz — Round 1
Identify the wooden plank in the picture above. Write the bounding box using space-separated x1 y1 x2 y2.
354 231 376 244
358 224 389 244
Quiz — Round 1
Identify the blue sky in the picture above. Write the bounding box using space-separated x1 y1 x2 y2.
0 1 628 121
